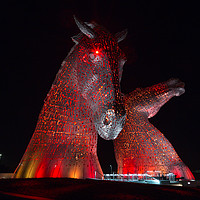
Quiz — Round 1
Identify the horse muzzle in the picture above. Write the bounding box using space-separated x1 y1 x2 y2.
95 102 126 140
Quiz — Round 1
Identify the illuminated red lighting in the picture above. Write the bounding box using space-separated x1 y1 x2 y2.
114 78 195 180
13 16 127 179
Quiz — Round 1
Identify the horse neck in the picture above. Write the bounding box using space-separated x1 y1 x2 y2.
45 46 80 105
64 119 97 136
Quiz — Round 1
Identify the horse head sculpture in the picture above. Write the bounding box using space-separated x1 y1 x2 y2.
114 78 194 180
13 16 127 179
71 16 127 140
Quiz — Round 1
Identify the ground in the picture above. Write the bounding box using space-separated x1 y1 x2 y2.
0 178 200 200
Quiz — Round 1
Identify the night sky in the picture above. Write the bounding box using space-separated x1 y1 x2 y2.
1 1 199 175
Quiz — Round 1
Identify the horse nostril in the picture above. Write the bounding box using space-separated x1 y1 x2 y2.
103 109 115 125
103 116 111 125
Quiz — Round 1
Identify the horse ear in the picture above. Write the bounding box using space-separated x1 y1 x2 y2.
71 33 83 44
74 15 95 39
115 29 128 43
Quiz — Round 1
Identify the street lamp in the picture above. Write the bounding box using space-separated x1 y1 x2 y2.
110 165 112 174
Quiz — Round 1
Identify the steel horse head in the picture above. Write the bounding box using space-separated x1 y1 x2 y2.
71 16 127 140
13 16 127 179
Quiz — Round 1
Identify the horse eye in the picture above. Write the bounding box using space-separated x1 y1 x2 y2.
89 53 95 60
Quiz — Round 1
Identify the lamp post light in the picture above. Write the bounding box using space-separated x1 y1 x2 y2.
110 165 114 180
110 165 112 174
0 154 2 164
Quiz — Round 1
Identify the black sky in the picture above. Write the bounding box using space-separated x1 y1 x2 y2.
1 1 199 175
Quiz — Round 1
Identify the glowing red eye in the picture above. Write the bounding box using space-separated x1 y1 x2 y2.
95 51 99 54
